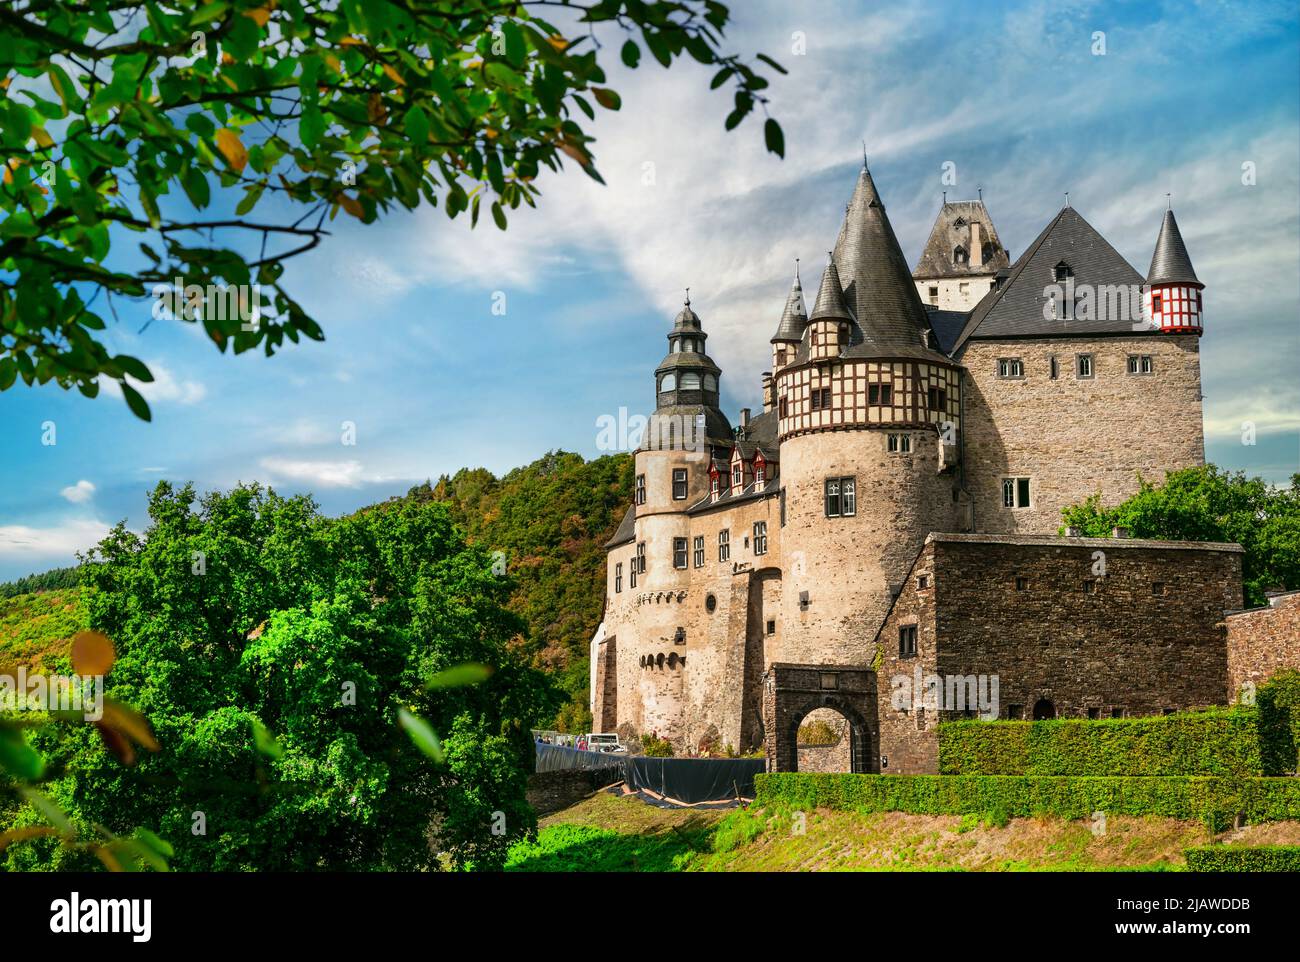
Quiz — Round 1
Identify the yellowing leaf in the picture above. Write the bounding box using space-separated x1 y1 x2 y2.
338 194 364 219
323 53 342 74
241 6 270 27
339 37 364 46
101 698 160 753
548 35 569 51
71 630 115 676
214 127 248 172
32 127 54 149
382 64 405 86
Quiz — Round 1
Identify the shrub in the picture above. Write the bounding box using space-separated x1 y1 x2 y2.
1185 846 1300 872
1258 672 1300 776
938 708 1263 777
641 733 674 757
755 773 1300 831
797 720 840 746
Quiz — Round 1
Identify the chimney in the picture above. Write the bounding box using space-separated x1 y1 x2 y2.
761 373 774 413
969 221 983 268
739 407 750 430
1111 526 1131 539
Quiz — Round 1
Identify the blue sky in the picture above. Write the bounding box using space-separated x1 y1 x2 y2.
2 0 1298 581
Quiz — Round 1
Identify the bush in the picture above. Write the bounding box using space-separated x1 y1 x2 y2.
1185 846 1300 872
938 708 1263 777
641 733 674 757
1258 672 1300 776
754 773 1300 831
797 720 840 746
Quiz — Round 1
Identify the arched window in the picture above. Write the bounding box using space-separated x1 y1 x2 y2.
680 372 701 390
1054 261 1073 282
953 245 968 266
703 373 717 392
660 373 676 392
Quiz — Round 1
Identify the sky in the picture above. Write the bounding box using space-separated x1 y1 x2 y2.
2 0 1298 581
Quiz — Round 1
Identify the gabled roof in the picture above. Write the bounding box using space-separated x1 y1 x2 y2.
1147 209 1200 286
952 206 1145 352
913 200 1011 279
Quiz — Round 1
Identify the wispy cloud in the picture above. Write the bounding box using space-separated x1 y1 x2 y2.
0 519 112 562
59 480 96 504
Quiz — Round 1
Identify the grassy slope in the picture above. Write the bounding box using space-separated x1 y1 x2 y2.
0 589 84 673
509 791 1300 872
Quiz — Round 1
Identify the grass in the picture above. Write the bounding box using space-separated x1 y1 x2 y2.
508 789 1300 872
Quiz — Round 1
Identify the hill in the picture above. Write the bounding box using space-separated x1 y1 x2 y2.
0 588 83 673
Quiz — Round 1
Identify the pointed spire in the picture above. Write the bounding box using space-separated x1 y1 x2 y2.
810 252 852 322
772 259 808 342
831 165 939 355
1147 208 1200 285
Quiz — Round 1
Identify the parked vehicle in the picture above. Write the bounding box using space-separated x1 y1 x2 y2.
584 732 626 753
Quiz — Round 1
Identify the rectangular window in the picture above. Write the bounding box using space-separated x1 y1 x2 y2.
753 521 768 556
898 624 918 659
1111 707 1125 719
635 474 646 505
1049 356 1059 380
825 478 841 517
1128 354 1153 375
1142 355 1153 374
1152 581 1166 596
997 358 1024 379
1087 707 1101 720
718 529 730 562
780 487 786 527
927 387 947 411
1083 579 1096 594
778 397 788 418
766 620 776 636
1007 704 1024 720
672 468 687 500
1015 576 1028 591
636 542 646 574
1002 477 1031 509
881 384 892 405
928 286 939 305
629 553 637 588
917 575 930 590
615 562 623 593
809 387 831 409
868 383 893 406
732 463 743 486
887 433 912 454
673 537 688 570
693 536 704 568
841 478 856 516
1152 293 1163 314
1076 353 1094 378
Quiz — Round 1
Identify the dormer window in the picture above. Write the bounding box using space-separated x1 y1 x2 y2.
754 456 766 486
732 462 743 487
709 469 720 498
953 245 968 266
1054 261 1073 282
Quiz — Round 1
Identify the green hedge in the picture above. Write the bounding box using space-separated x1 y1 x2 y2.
937 708 1262 777
1258 672 1300 776
1185 846 1300 872
754 773 1300 831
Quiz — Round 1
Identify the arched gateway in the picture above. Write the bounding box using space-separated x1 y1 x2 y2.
763 664 879 773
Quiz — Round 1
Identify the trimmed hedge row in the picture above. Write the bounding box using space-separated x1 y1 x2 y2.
754 773 1300 831
937 708 1262 777
1185 846 1300 872
1258 672 1300 776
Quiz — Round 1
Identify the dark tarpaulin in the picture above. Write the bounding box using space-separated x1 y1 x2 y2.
622 755 764 802
532 742 765 804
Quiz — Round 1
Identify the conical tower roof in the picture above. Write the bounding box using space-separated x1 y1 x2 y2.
771 263 808 342
832 165 944 359
809 254 852 322
1147 209 1200 286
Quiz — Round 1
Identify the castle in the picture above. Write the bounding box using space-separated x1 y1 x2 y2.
592 161 1243 774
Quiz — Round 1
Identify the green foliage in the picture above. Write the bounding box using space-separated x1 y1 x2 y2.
1257 671 1300 776
404 450 633 728
505 822 703 872
0 567 81 599
938 708 1265 777
641 733 674 757
1061 466 1300 607
797 720 839 746
0 1 783 417
0 589 84 672
1184 845 1300 872
3 480 559 871
755 773 1300 832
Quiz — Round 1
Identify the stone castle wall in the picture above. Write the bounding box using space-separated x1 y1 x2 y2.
1227 592 1300 703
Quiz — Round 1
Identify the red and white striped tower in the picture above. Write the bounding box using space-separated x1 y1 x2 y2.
1144 207 1203 333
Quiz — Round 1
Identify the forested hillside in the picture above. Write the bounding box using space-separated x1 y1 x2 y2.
398 450 634 731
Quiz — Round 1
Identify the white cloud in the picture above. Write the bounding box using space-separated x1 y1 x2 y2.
259 457 367 488
0 519 112 561
60 480 96 504
101 359 207 406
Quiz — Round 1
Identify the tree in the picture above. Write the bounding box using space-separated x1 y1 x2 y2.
0 1 785 419
3 481 560 871
1061 465 1300 608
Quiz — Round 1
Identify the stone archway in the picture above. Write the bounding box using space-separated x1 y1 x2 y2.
763 664 878 773
1033 698 1056 720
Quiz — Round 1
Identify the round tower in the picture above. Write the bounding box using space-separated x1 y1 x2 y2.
773 164 965 667
1144 207 1203 333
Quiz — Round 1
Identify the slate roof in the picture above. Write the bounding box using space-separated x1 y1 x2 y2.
605 504 636 548
809 257 853 322
924 305 969 355
952 206 1145 352
1147 209 1201 286
771 267 808 342
913 200 1012 279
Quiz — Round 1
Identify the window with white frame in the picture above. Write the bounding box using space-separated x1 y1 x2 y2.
673 537 688 569
693 535 705 568
615 562 623 593
718 529 730 562
753 521 768 555
1002 477 1031 509
997 358 1024 379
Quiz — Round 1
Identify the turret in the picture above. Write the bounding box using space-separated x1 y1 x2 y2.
651 290 731 446
770 260 807 374
1144 207 1203 334
807 253 853 361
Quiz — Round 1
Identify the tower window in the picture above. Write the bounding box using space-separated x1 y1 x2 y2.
928 286 939 305
673 537 688 570
778 397 788 418
636 542 646 574
1076 354 1094 378
753 521 768 555
997 358 1024 379
766 620 776 636
615 562 623 593
703 373 717 392
810 387 832 410
1049 356 1059 380
710 473 720 497
811 330 819 346
718 529 730 562
693 535 705 568
982 242 994 262
1152 293 1163 314
635 474 646 505
672 468 688 500
824 476 856 516
660 373 676 392
1054 261 1073 282
1002 477 1031 509
953 245 968 265
899 624 918 659
927 387 947 411
680 372 701 390
1015 576 1028 591
887 433 911 454
1127 354 1154 375
868 384 893 405
732 462 743 487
